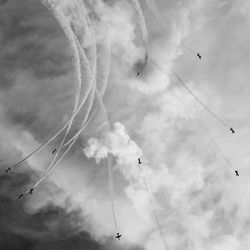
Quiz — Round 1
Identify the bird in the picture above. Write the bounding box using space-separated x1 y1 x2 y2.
138 158 142 164
235 170 239 176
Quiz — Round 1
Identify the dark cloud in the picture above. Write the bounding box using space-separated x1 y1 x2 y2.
0 0 73 80
0 169 105 250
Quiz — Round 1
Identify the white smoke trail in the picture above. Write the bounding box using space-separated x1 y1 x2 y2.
128 0 148 48
149 58 232 131
136 162 169 249
128 0 149 75
108 154 118 232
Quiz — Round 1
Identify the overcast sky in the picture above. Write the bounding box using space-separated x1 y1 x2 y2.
1 0 250 249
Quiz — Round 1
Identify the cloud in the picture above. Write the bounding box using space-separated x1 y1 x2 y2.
2 0 250 250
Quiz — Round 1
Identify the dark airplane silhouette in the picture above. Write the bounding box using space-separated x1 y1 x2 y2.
4 167 11 173
230 128 235 134
29 188 34 195
115 233 122 240
235 170 239 176
197 53 201 59
138 158 142 164
18 194 24 200
52 149 57 154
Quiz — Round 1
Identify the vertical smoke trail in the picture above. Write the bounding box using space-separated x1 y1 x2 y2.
108 154 118 232
140 167 168 249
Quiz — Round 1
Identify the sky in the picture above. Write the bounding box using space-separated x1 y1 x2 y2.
0 0 250 249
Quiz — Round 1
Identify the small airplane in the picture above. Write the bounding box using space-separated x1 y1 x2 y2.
230 128 235 134
18 194 24 200
138 158 142 164
52 149 57 154
197 53 201 59
4 167 11 173
29 188 34 195
115 233 122 240
235 170 239 176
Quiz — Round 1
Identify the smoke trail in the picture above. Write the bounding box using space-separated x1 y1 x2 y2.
139 165 168 249
9 1 98 173
175 94 236 171
108 154 118 232
128 0 149 75
149 58 231 130
96 30 111 98
181 42 197 54
172 71 230 129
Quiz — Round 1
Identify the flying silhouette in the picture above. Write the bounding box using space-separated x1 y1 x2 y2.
115 233 122 240
29 188 34 195
197 53 201 59
18 194 24 200
4 167 11 173
138 158 142 164
52 149 57 154
230 128 235 134
235 170 239 176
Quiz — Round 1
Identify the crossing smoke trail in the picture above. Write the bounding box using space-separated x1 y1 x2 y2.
8 0 97 173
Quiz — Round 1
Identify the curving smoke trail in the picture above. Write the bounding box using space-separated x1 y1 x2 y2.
8 0 97 173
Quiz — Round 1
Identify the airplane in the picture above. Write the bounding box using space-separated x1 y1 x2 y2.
138 158 142 164
52 149 57 154
4 167 11 173
115 233 122 240
18 194 24 200
230 128 235 134
235 170 239 176
29 188 34 195
197 53 201 59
